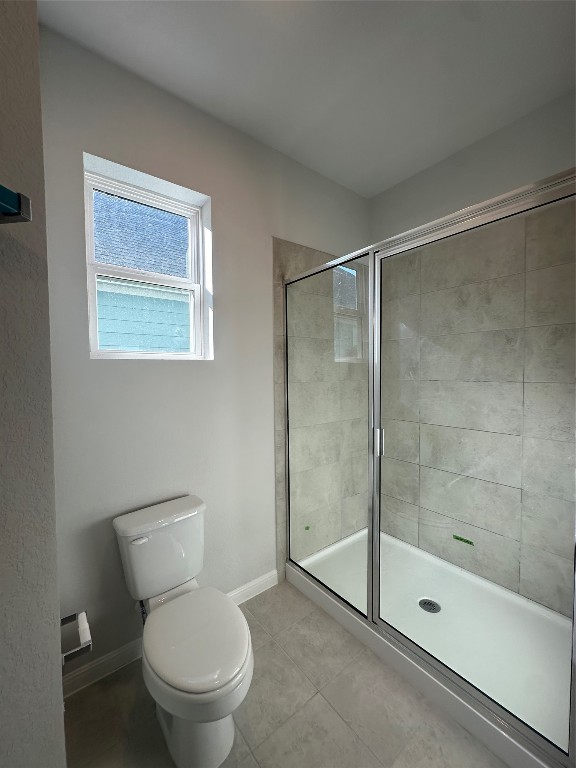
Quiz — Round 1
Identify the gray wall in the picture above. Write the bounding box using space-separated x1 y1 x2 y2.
0 3 66 765
380 199 575 615
370 91 576 243
39 28 369 669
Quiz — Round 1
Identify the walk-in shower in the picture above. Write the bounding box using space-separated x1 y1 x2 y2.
284 171 575 768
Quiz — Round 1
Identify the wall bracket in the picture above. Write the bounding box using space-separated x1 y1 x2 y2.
0 183 32 223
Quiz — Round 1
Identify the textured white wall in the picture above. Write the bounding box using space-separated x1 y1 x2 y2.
0 3 66 765
370 91 576 242
39 28 369 668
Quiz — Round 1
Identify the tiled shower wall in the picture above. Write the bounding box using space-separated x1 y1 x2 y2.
380 198 575 616
286 269 369 562
274 239 369 570
273 239 340 577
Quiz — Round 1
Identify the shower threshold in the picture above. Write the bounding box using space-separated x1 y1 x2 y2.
299 528 571 751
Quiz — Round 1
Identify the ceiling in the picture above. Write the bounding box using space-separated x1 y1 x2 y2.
38 1 575 198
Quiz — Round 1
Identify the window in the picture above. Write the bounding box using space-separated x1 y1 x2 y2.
333 264 365 361
84 155 212 359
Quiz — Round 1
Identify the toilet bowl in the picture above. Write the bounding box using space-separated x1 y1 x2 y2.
142 587 253 768
113 496 253 768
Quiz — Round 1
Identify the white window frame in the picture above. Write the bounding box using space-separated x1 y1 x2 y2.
84 171 210 360
333 263 366 363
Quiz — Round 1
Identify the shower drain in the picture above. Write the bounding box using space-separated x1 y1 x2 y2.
419 598 441 613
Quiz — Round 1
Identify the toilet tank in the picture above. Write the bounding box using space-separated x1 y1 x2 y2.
113 495 205 601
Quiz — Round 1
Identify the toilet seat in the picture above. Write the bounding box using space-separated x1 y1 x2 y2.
143 587 251 694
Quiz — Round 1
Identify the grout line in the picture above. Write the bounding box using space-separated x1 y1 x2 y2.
385 317 575 340
417 502 520 543
418 267 526 297
319 691 387 768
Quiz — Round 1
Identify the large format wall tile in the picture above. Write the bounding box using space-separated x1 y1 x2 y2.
381 457 419 505
420 381 522 434
288 381 340 427
420 216 525 293
523 383 575 442
382 294 420 339
338 359 369 382
525 262 575 327
521 492 575 560
287 337 338 384
340 379 368 420
522 437 575 502
381 338 419 380
420 424 522 487
420 274 524 336
342 453 369 498
526 199 576 271
381 378 419 422
420 466 521 539
381 249 420 301
420 329 523 382
524 324 575 382
286 291 334 339
382 419 419 464
289 422 342 474
520 544 573 616
290 501 342 561
419 508 520 591
287 269 333 297
380 495 418 546
341 418 367 456
341 493 368 537
290 462 341 514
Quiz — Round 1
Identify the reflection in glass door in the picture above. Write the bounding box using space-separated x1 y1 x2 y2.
377 198 576 751
286 254 370 615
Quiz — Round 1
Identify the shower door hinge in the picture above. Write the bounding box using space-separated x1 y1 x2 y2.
374 427 385 457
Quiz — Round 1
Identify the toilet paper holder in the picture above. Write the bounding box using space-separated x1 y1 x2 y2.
61 611 92 666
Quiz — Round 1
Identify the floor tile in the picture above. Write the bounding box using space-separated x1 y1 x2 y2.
275 606 364 688
243 582 316 636
221 728 254 768
241 605 272 650
322 649 436 767
65 660 151 767
234 640 316 750
390 714 507 768
238 754 260 768
254 694 382 768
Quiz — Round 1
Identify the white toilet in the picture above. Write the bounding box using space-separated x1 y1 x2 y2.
113 495 253 768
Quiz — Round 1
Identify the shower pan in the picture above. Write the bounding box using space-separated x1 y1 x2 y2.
284 170 576 768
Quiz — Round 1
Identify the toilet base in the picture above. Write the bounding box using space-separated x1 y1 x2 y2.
156 703 235 768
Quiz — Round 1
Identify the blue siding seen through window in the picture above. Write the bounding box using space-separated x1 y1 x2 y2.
96 276 191 353
93 190 190 278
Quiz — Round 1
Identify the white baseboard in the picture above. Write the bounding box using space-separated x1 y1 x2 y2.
62 569 279 698
227 569 279 605
63 638 142 699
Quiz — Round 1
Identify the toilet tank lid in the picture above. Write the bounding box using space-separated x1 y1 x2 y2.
113 495 206 537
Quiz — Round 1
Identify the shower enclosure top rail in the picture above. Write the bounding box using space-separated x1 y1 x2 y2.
283 167 575 287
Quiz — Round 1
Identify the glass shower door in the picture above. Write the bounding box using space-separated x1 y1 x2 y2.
286 254 370 615
376 197 576 751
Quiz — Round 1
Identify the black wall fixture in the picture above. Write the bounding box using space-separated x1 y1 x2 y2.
0 183 32 223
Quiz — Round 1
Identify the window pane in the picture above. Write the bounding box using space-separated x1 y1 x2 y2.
333 266 358 310
93 190 190 278
96 276 191 353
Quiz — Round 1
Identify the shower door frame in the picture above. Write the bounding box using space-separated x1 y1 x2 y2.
371 169 576 768
284 168 576 768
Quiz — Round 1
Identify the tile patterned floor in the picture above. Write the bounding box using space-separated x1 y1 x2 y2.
65 583 508 768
